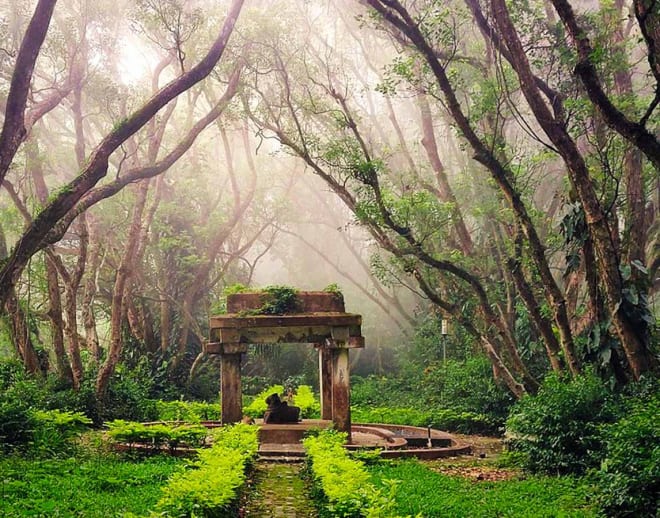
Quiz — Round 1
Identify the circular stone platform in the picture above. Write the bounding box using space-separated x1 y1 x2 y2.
110 420 471 460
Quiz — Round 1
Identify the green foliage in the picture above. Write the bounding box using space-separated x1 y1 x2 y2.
303 429 398 517
0 367 92 455
595 389 660 517
258 285 300 315
106 420 208 451
0 393 36 452
292 385 320 418
351 366 508 435
154 423 258 517
368 459 598 517
31 410 92 456
243 384 284 418
0 453 182 517
323 283 343 295
418 358 514 429
506 371 616 475
156 400 221 422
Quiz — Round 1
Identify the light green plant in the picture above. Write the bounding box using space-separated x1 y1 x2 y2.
155 400 221 422
154 423 258 516
292 385 320 418
303 429 398 517
106 420 207 451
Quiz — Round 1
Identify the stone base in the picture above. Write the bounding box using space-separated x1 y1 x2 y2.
257 419 332 444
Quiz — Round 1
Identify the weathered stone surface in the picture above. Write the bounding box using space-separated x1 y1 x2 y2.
331 348 351 435
318 347 333 420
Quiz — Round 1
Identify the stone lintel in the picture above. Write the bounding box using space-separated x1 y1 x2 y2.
210 313 361 329
204 342 248 355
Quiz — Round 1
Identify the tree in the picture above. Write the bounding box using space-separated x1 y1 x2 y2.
0 0 245 312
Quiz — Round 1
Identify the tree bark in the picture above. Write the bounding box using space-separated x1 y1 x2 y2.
0 0 58 184
45 255 73 384
96 179 151 399
550 0 660 169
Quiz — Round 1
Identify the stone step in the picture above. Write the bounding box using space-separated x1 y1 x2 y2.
258 443 306 458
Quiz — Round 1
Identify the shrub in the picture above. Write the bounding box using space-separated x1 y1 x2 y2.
303 429 397 517
0 396 36 452
351 405 494 435
156 400 221 422
506 371 615 474
106 420 207 451
596 391 660 517
292 385 320 418
154 423 258 517
31 410 92 455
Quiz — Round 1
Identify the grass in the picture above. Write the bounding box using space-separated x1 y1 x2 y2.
368 459 600 517
0 453 183 517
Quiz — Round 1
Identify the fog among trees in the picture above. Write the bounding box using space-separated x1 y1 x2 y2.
0 0 658 400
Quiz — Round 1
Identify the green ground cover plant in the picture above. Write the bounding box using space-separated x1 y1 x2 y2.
155 400 221 422
153 422 258 517
106 420 208 452
368 459 598 517
303 429 397 517
0 453 183 517
31 409 93 456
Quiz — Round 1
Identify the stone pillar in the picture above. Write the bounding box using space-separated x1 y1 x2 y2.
318 346 333 420
331 347 351 437
220 343 247 424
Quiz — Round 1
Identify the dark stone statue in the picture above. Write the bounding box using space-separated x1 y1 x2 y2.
263 393 300 423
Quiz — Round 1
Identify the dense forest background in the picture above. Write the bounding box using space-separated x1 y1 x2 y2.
0 0 657 411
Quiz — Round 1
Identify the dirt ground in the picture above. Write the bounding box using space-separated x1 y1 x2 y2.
425 434 521 482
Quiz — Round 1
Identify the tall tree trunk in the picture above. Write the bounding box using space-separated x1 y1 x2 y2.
0 225 43 376
96 180 151 398
45 255 73 384
0 0 58 184
0 0 245 308
81 224 101 361
365 0 581 380
417 91 473 255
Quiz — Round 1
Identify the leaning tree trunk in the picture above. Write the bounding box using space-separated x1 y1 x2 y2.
0 225 43 376
95 179 150 399
45 255 74 384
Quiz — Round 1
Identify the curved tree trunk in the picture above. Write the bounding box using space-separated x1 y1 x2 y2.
45 255 73 384
96 179 150 399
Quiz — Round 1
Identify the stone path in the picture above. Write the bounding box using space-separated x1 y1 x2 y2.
241 461 318 517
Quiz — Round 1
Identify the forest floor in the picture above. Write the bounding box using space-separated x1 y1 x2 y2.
240 461 318 518
426 434 521 482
